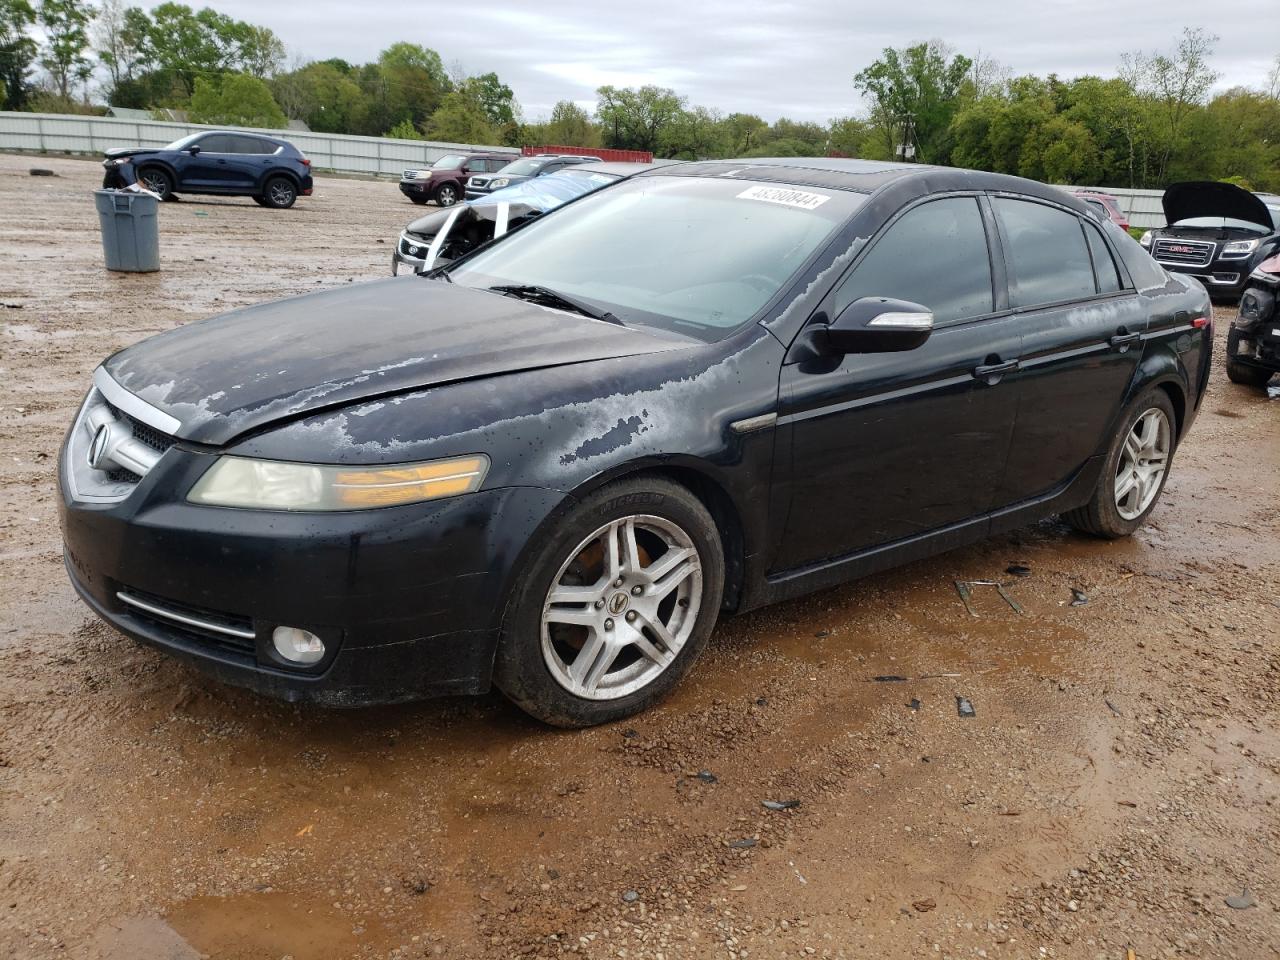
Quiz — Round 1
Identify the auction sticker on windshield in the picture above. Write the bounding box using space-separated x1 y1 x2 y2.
737 185 831 211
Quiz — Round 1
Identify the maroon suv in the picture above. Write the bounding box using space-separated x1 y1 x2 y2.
399 152 516 207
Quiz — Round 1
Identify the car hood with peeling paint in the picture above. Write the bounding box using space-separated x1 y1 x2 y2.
103 277 687 446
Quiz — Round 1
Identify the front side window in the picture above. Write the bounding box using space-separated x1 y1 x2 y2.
995 197 1095 307
833 196 993 325
448 176 860 342
199 134 236 153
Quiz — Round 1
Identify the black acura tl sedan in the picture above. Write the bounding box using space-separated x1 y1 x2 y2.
59 159 1212 726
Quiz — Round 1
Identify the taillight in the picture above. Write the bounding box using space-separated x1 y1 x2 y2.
1191 316 1209 330
301 158 311 168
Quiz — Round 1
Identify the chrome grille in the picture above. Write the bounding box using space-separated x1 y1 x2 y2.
402 169 419 180
1154 237 1214 267
64 368 179 502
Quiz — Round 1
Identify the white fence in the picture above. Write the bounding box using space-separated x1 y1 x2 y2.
0 111 519 178
0 111 1170 224
1066 186 1165 230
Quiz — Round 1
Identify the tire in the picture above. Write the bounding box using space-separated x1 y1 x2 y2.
1065 388 1177 539
252 195 270 207
434 183 460 207
493 477 725 727
1225 328 1273 387
261 176 297 209
137 167 173 201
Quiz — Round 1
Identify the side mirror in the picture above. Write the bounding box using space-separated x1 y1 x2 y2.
822 297 933 354
187 145 201 156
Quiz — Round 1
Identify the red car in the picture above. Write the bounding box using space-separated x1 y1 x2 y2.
1074 191 1130 230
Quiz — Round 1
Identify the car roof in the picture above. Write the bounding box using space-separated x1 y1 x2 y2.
559 161 654 177
635 157 1089 209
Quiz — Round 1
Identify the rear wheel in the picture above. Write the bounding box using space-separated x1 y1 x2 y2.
1225 328 1273 387
1066 388 1176 539
434 183 460 207
137 167 173 200
494 478 725 727
261 176 297 209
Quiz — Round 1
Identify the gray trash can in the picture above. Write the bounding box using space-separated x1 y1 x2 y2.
94 189 160 272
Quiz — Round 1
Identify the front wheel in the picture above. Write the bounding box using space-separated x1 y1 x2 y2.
434 183 460 207
1065 388 1177 539
494 478 725 727
261 176 297 209
137 167 173 200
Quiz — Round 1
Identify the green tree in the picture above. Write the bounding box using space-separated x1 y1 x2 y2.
827 116 872 157
538 100 601 147
385 116 422 140
38 0 92 100
854 40 973 162
721 112 767 155
661 105 725 159
0 0 36 109
187 71 285 127
425 88 498 144
595 84 685 153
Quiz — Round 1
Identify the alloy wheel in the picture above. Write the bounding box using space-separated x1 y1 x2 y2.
268 180 295 206
541 515 702 701
437 185 458 206
1114 408 1170 521
140 171 168 197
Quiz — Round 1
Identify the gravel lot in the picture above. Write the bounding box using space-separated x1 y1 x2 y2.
1 153 1278 960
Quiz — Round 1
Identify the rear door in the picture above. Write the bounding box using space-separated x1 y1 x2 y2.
773 195 1022 570
228 135 279 189
990 197 1148 505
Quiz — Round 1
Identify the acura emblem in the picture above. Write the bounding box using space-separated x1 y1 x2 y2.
87 424 111 470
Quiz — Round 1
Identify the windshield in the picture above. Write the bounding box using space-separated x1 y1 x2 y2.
496 157 548 177
473 169 620 212
1171 216 1271 233
163 132 204 151
432 154 467 170
448 176 860 342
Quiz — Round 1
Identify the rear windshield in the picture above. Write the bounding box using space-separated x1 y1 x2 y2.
447 176 861 342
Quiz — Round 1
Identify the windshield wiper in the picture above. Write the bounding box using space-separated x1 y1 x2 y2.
489 284 624 325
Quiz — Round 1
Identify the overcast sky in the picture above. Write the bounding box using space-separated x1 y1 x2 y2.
208 0 1278 123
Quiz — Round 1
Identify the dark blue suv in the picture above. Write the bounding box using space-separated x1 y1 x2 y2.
102 131 314 209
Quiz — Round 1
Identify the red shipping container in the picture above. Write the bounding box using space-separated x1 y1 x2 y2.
522 145 653 163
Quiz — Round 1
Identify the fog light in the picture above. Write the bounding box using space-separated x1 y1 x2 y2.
273 626 325 665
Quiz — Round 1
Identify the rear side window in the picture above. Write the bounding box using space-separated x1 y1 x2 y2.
1083 221 1123 293
833 196 993 325
233 136 275 154
469 159 489 172
994 198 1095 307
1104 220 1167 291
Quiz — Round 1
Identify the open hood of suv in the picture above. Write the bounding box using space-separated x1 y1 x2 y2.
1162 181 1273 230
102 279 685 446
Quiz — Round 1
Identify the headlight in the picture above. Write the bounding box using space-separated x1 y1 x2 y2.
103 157 127 167
188 454 489 510
1221 238 1259 258
1139 231 1152 247
489 178 509 189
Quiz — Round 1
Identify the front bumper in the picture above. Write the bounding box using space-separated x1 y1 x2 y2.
59 445 564 706
1157 261 1249 297
399 180 432 199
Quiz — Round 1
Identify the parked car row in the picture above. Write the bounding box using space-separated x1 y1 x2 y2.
392 162 650 275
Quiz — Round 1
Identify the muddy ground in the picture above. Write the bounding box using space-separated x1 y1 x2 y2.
0 153 1278 960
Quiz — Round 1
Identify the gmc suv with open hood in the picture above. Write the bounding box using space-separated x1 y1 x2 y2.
1140 181 1280 300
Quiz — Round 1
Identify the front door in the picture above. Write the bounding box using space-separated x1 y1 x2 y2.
773 195 1021 571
